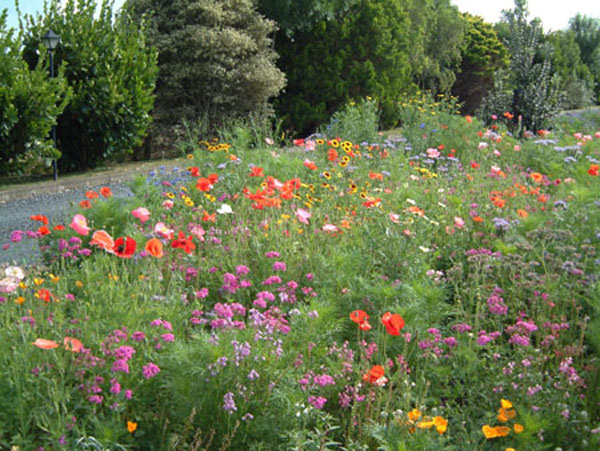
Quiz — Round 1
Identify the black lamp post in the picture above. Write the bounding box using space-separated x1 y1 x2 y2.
41 29 60 181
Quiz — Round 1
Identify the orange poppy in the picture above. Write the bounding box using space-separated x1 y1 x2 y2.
30 214 49 225
32 338 59 350
381 312 405 336
472 215 484 223
79 200 92 209
127 421 138 433
369 171 383 180
304 159 318 170
202 211 216 222
363 365 385 384
588 164 599 176
517 209 529 218
113 236 137 258
90 230 115 253
208 173 219 184
85 191 99 199
327 148 338 161
63 336 83 353
530 172 543 183
145 238 164 258
100 186 113 198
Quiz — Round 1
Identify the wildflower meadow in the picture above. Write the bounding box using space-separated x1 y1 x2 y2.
1 98 600 450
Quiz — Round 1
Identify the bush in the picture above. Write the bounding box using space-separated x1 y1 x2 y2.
125 0 285 142
0 10 69 175
20 0 158 171
319 97 380 144
273 0 413 136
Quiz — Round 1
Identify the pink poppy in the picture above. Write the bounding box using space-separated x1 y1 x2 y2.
70 214 90 236
295 208 311 225
154 222 174 240
132 207 151 223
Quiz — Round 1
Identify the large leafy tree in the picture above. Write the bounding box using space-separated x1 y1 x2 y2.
569 14 600 100
125 0 285 138
479 0 563 134
548 29 595 109
0 9 70 175
270 0 414 135
20 0 157 171
452 13 509 113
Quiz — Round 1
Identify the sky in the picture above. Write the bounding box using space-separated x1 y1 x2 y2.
451 0 599 32
1 0 599 32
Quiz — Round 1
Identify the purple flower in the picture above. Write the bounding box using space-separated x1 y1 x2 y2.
265 251 280 258
88 395 103 404
308 396 327 409
272 261 287 272
131 331 146 342
161 333 175 342
223 392 237 413
313 374 335 387
236 265 250 276
142 362 160 379
111 359 130 374
195 288 209 299
114 346 136 360
248 369 260 380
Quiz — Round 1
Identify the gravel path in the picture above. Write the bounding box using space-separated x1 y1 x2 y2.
0 183 134 265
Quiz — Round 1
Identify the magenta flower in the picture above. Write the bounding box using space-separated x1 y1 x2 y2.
142 362 160 379
131 207 151 223
70 214 90 236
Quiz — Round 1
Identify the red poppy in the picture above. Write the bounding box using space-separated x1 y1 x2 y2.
100 186 113 198
37 226 51 236
113 236 137 258
589 164 599 176
196 177 213 192
30 214 49 225
349 309 372 331
363 365 385 384
188 166 200 177
36 288 54 303
381 312 405 336
53 225 65 231
249 166 264 177
79 200 92 209
208 173 219 184
171 231 195 254
85 190 99 199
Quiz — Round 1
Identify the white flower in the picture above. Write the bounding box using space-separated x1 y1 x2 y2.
217 203 233 214
5 266 25 280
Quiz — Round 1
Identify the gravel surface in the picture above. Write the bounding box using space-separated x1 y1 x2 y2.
0 183 134 266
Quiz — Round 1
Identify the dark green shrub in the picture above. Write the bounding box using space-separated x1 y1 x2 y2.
125 0 285 143
20 0 158 171
273 0 413 136
0 10 69 175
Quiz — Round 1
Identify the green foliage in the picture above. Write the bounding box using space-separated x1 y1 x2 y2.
407 0 466 94
319 97 380 144
548 30 596 109
0 10 70 175
569 14 600 101
479 0 564 134
452 13 509 114
20 0 157 171
125 0 285 140
273 0 413 135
